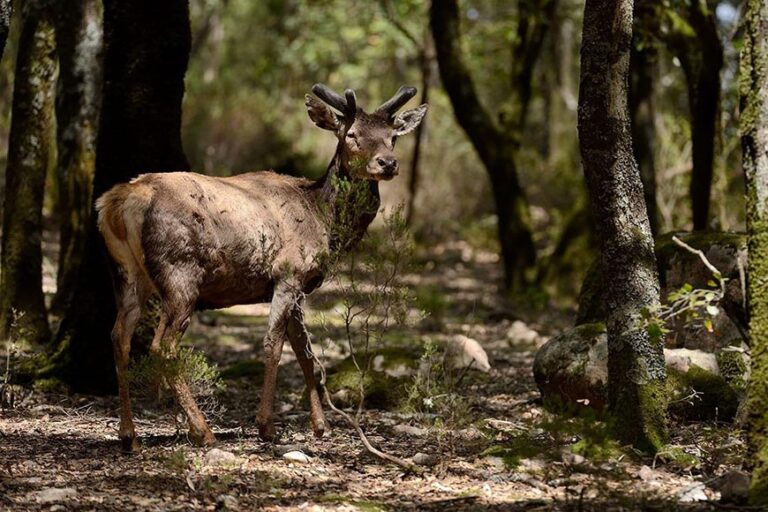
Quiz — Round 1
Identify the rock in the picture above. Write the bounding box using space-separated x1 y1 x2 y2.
204 448 238 467
716 470 750 504
325 348 417 409
412 452 438 467
665 348 719 375
32 487 77 503
677 482 709 503
637 465 656 482
394 424 428 437
506 320 547 347
445 335 491 372
561 452 585 466
533 323 609 410
534 324 745 420
216 494 240 510
272 444 309 457
578 232 748 351
282 450 311 464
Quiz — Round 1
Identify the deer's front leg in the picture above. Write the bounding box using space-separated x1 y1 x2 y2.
287 299 326 438
256 283 294 441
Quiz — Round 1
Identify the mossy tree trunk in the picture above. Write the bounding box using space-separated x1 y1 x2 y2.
0 1 56 345
660 0 723 231
578 0 668 453
49 0 191 393
430 0 555 292
741 0 768 504
50 0 103 316
629 0 659 236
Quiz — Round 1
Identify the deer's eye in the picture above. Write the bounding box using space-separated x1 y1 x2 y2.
391 136 397 147
346 132 357 139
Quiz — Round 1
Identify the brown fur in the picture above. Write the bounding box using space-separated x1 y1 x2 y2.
99 86 428 450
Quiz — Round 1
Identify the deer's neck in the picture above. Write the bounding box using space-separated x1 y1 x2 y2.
316 144 380 253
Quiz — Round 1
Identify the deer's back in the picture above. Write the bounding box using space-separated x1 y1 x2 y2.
98 171 329 309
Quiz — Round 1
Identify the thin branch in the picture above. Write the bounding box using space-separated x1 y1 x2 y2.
671 236 725 284
311 350 421 473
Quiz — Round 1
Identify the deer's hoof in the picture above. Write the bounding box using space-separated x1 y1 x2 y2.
120 435 140 454
258 421 276 441
190 428 216 447
311 418 326 438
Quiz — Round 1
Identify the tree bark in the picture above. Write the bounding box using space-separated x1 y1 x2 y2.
661 1 723 230
741 0 768 504
0 0 11 59
430 0 548 291
578 0 668 452
0 1 56 345
49 0 191 393
629 0 659 236
405 45 430 228
50 0 103 316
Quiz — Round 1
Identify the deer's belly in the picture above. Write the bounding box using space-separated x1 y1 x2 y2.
196 277 275 310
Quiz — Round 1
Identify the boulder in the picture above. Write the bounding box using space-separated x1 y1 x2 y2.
534 324 746 420
578 232 747 351
325 347 417 409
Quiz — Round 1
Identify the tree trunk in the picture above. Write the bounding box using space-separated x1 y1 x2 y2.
0 2 56 345
629 0 659 236
741 0 768 503
662 1 723 231
405 47 429 228
49 0 191 393
0 0 11 59
50 0 103 316
578 0 668 453
430 0 539 291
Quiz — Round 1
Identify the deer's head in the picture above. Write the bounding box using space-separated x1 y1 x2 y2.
306 84 428 181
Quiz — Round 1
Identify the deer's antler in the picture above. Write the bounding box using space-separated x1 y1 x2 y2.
376 86 417 116
312 83 357 118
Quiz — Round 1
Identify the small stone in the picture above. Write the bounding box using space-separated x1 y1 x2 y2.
283 450 311 464
507 320 545 346
637 465 656 482
204 448 238 467
394 424 427 437
412 452 438 467
562 452 585 466
273 444 308 457
717 470 750 504
32 487 77 503
677 482 708 503
216 494 240 510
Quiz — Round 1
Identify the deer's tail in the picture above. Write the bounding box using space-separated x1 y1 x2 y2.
96 178 154 282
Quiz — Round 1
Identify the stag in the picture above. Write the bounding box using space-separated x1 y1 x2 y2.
97 84 427 451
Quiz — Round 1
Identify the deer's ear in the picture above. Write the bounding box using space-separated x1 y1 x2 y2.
393 104 428 136
305 95 342 131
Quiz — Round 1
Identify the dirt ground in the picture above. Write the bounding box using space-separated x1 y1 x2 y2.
0 241 751 511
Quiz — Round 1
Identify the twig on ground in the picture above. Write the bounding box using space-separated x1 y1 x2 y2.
311 350 421 473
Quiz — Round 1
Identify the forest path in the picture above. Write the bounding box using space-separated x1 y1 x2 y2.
0 241 741 510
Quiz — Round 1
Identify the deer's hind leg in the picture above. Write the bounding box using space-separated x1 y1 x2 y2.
154 273 216 446
111 271 151 453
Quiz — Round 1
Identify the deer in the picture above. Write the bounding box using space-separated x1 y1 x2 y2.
96 84 428 451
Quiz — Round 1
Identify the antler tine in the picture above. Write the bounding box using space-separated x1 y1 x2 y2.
312 83 348 114
344 88 357 117
376 85 417 116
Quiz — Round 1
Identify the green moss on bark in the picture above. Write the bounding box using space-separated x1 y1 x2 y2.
0 3 57 345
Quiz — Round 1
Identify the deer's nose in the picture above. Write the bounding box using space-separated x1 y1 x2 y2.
377 157 397 172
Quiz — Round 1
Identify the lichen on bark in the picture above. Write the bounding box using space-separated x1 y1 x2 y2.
0 1 57 345
577 0 668 453
741 0 768 504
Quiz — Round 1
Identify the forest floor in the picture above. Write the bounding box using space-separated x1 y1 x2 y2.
0 239 752 511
